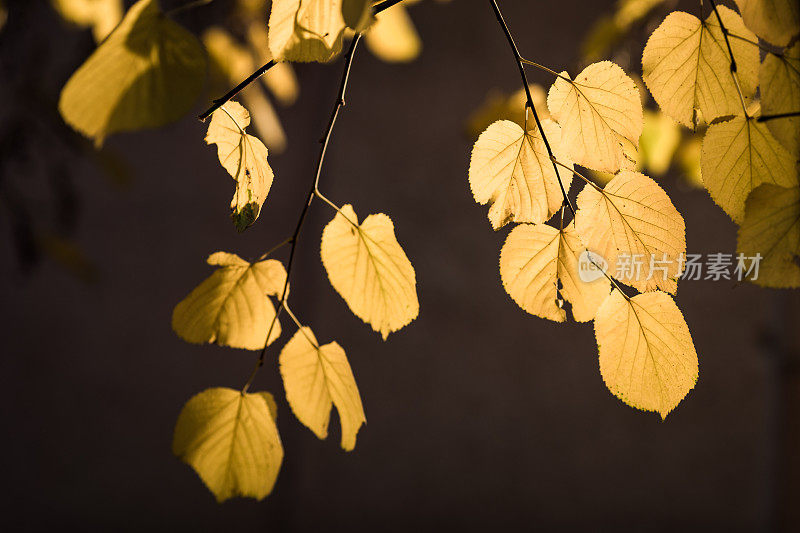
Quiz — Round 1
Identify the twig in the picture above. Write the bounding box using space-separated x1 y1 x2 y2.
758 111 800 123
242 35 363 393
706 0 749 117
488 0 576 218
200 0 406 122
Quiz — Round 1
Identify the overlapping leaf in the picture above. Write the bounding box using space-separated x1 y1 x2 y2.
701 116 797 223
279 328 366 450
733 0 800 47
172 252 287 350
500 224 611 322
641 7 759 128
364 3 421 63
469 119 573 229
205 102 275 232
547 61 643 172
58 0 206 145
737 184 800 288
269 0 346 62
320 204 418 339
172 388 283 502
594 290 698 418
759 44 800 157
575 170 686 294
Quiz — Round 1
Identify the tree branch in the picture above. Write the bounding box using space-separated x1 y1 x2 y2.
200 0 406 122
758 111 800 123
706 0 749 117
242 34 363 392
487 0 575 218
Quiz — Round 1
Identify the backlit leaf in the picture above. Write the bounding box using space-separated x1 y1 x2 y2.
52 0 123 42
172 252 286 350
641 7 759 128
737 184 800 288
594 289 698 418
268 0 346 62
759 44 800 157
58 0 206 145
639 109 681 176
320 204 418 339
733 0 800 47
547 61 643 172
469 119 573 229
364 3 421 63
173 388 283 502
279 327 366 450
575 170 686 294
500 224 611 322
205 102 275 232
700 116 797 223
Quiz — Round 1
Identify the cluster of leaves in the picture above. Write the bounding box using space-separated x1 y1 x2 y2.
641 1 800 288
469 56 698 418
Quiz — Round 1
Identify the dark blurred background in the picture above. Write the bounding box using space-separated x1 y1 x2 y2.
1 0 799 531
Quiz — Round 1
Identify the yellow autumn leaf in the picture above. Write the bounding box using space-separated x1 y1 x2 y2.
500 224 611 322
342 0 374 32
676 133 704 188
737 184 800 288
52 0 123 42
594 289 698 418
172 388 283 502
733 0 800 47
760 44 800 157
639 109 681 176
172 252 286 350
364 3 421 63
244 22 299 106
268 0 346 62
320 204 418 339
58 0 206 146
700 116 797 223
205 102 275 232
641 7 759 128
469 119 573 229
279 327 366 451
547 61 643 172
575 170 686 294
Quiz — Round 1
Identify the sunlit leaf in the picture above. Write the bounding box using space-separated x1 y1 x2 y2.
268 0 346 62
733 0 800 47
641 7 759 128
465 84 549 139
547 61 643 172
58 0 206 145
51 0 123 42
575 170 686 293
279 327 366 450
759 44 800 157
320 204 418 339
173 388 283 502
205 102 275 232
500 224 611 322
469 119 573 229
364 3 421 63
342 0 374 32
737 184 800 288
172 252 286 350
700 116 797 223
594 289 698 418
639 110 681 176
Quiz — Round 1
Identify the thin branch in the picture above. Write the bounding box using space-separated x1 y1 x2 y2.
199 61 276 121
758 111 800 123
167 0 213 16
488 0 575 218
200 0 406 122
242 34 363 393
706 0 749 117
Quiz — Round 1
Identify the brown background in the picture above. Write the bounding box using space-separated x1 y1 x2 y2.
1 0 799 531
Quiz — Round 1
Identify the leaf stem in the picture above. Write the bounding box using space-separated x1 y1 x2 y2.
242 34 363 393
487 0 575 218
